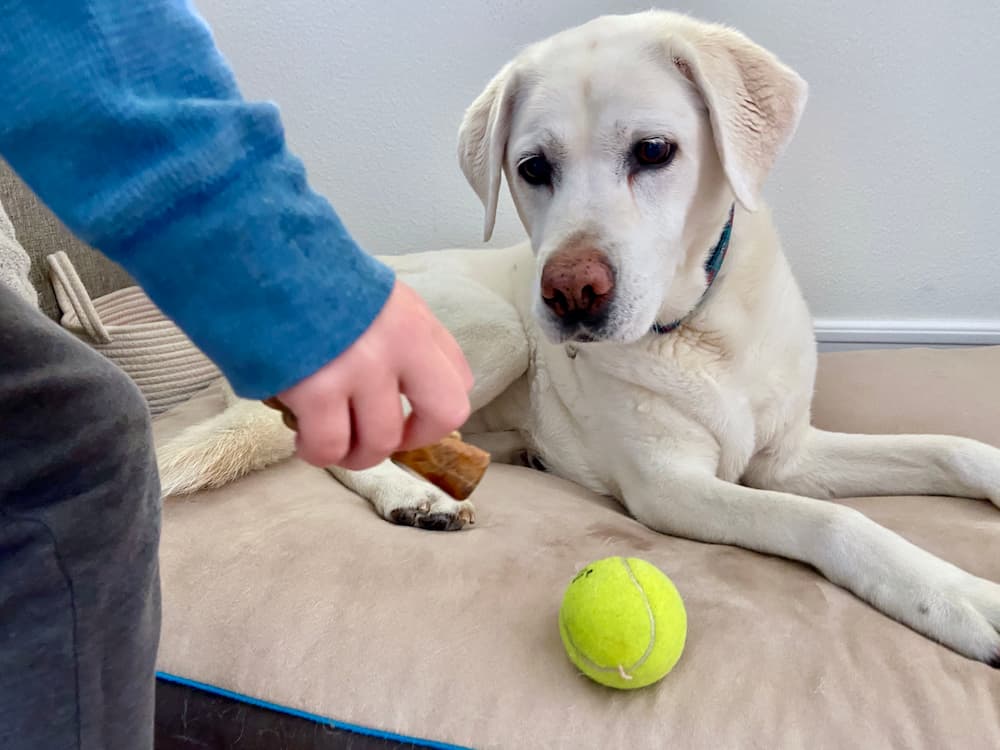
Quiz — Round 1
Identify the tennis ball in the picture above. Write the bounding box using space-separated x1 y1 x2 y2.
558 556 686 690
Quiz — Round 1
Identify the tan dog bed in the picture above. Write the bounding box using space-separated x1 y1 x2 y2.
153 347 1000 749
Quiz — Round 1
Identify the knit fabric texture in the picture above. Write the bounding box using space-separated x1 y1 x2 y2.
0 0 394 398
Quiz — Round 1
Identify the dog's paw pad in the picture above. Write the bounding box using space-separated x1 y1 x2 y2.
417 512 466 531
387 495 475 532
389 507 419 526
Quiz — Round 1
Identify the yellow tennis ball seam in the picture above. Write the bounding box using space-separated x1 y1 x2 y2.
560 557 658 681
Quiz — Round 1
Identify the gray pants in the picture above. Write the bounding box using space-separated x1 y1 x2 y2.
0 284 161 749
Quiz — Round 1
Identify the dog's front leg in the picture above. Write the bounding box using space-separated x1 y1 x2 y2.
327 461 476 531
619 463 1000 666
744 427 1000 508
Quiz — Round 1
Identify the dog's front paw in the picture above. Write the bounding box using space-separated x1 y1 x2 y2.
326 460 478 532
382 488 476 532
967 577 1000 668
919 574 1000 667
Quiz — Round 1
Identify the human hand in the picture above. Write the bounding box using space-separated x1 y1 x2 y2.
275 280 473 470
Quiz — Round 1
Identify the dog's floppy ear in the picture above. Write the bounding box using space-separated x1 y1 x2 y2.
457 62 519 242
668 24 807 211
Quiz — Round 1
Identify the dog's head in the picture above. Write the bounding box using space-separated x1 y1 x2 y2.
457 11 807 343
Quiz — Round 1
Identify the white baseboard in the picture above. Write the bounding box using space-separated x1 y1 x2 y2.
813 319 1000 351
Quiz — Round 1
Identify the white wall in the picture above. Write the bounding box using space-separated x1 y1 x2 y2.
194 0 1000 341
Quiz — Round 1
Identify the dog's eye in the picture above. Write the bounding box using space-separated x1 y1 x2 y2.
634 138 676 167
517 155 553 186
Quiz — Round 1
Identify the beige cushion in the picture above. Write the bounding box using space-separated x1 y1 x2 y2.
153 347 1000 749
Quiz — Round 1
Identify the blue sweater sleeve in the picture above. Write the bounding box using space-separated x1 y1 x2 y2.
0 0 395 398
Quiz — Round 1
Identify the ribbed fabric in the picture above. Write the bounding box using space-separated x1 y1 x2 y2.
48 251 221 415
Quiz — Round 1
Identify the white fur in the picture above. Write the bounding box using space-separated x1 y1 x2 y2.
157 11 1000 666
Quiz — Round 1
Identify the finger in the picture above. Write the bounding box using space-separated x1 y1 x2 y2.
398 281 472 390
338 379 405 471
429 321 474 392
293 398 352 467
398 349 472 451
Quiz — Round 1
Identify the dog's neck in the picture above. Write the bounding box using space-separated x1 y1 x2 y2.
649 203 735 335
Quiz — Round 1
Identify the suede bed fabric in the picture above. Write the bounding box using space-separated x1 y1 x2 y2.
153 347 1000 750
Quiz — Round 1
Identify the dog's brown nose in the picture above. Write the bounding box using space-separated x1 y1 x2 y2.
540 249 615 323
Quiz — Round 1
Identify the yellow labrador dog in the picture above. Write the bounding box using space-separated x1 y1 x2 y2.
158 11 1000 666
